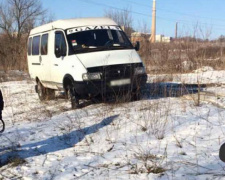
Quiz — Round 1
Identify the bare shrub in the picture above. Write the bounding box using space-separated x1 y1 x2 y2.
0 35 28 71
8 157 26 167
129 145 167 175
138 100 171 140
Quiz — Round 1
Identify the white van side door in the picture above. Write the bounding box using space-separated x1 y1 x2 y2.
39 33 51 84
51 30 68 86
29 35 43 80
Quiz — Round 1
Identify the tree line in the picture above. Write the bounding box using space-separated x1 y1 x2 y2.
0 0 52 71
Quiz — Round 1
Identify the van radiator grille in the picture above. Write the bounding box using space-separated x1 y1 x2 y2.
87 63 142 81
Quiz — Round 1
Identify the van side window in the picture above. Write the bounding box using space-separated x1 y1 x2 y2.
55 31 67 57
28 37 32 56
32 35 40 55
41 34 48 55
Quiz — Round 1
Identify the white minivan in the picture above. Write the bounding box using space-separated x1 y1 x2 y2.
27 17 147 108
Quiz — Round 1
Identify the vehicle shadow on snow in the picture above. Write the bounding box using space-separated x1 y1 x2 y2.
0 115 119 167
143 82 207 99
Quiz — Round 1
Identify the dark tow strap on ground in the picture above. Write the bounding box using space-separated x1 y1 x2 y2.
219 143 225 162
0 89 4 133
0 119 5 133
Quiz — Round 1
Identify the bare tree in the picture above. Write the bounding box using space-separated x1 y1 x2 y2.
0 0 46 40
104 7 134 37
0 0 50 72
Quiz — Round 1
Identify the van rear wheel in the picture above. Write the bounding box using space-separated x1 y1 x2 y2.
37 81 47 101
46 89 55 100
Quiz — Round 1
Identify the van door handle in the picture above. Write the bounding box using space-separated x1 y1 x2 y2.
54 64 58 66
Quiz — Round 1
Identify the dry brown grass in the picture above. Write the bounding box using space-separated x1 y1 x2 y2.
139 39 225 74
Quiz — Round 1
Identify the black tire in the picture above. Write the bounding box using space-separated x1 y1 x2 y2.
37 81 47 101
67 86 79 109
64 86 70 99
220 143 225 162
0 119 5 133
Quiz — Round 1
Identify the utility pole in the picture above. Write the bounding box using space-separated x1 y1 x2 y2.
150 0 156 43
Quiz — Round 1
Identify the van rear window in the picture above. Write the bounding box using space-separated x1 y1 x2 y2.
28 37 32 56
32 36 40 55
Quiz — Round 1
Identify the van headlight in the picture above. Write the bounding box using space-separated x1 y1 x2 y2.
82 72 102 81
134 67 146 75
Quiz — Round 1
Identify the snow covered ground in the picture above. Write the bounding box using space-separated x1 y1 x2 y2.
1 69 225 179
149 67 225 85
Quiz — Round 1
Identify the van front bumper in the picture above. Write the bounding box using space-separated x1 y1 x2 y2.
74 74 147 98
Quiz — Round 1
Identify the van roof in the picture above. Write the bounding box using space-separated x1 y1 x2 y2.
29 17 118 36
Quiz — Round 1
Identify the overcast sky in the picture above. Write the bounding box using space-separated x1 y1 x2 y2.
42 0 225 39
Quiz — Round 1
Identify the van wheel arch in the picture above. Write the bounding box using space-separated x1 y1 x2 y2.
63 74 75 90
35 77 40 84
63 74 76 99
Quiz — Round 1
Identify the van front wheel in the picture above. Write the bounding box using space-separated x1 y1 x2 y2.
68 86 79 109
132 89 141 101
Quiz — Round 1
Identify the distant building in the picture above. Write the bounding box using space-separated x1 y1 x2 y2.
131 32 171 43
131 32 151 43
155 35 163 42
156 34 171 43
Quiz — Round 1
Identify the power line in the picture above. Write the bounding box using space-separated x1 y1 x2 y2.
77 0 150 17
76 0 225 31
157 8 225 22
157 16 225 30
124 0 225 23
124 0 151 8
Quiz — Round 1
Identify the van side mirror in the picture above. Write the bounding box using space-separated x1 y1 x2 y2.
55 46 61 58
135 41 140 51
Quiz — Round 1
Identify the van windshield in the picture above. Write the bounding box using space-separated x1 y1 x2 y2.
66 26 133 54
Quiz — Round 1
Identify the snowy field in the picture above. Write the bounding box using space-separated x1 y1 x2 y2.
1 69 225 179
